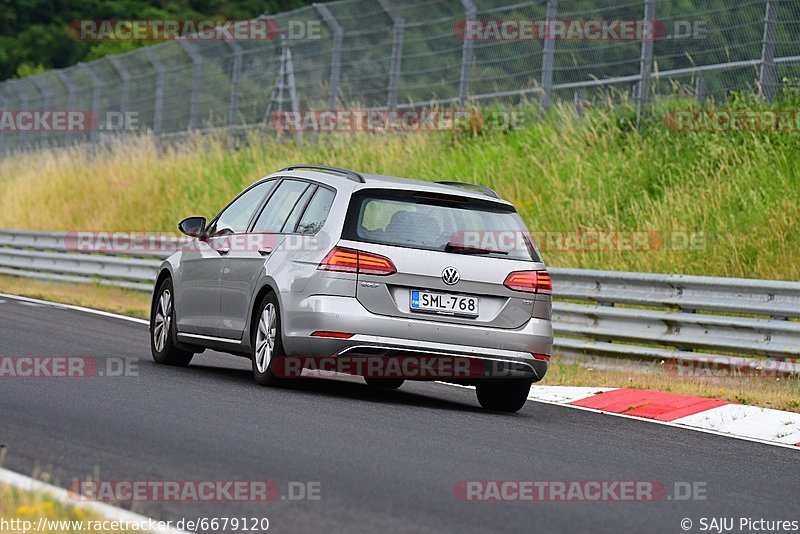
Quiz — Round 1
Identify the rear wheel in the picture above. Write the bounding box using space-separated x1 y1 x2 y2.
364 378 405 390
475 380 531 413
252 293 287 387
150 278 193 366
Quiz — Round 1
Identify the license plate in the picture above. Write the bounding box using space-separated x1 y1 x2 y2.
410 290 479 317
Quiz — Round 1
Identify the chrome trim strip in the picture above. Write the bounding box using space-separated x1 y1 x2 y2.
177 332 241 345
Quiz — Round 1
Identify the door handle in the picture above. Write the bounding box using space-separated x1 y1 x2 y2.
258 247 273 257
217 247 230 255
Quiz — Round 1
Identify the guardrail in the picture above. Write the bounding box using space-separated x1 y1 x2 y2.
1 229 798 373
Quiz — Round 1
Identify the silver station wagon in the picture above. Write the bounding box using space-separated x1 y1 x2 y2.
150 165 553 412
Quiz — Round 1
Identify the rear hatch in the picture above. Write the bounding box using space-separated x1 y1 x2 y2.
333 188 550 329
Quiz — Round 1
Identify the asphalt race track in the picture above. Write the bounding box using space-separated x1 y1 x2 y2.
1 295 798 533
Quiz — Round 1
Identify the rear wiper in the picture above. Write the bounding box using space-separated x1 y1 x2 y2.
444 242 508 255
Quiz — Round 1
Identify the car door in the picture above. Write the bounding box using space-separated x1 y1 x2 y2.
176 179 276 338
218 178 314 340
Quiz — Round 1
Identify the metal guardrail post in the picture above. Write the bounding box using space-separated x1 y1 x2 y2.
144 49 166 138
226 41 243 127
759 0 778 102
178 40 203 130
636 0 656 124
540 0 558 111
457 0 477 108
378 0 404 109
314 3 343 109
80 63 104 146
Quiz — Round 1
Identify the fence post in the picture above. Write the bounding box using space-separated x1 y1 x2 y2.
16 82 29 151
314 3 343 109
636 0 656 124
284 42 301 144
540 0 558 111
80 63 104 146
695 74 706 104
179 40 203 130
759 0 778 102
145 49 166 138
457 0 477 108
378 0 404 109
0 88 7 155
108 56 131 126
574 89 585 116
54 71 76 146
31 77 50 148
226 41 243 127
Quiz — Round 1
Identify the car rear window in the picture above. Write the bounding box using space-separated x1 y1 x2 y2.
342 189 539 261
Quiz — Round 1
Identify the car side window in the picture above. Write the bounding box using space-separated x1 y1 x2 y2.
296 187 336 234
252 180 311 233
280 185 317 233
211 180 276 235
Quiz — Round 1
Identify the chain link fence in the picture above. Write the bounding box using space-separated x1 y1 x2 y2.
1 0 799 154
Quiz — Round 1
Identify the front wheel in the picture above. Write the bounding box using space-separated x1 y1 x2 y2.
475 380 531 413
150 278 193 367
251 293 287 387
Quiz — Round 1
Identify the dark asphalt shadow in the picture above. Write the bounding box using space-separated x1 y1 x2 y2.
154 359 494 414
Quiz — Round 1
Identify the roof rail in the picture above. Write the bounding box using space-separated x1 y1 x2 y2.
434 181 500 199
280 164 366 183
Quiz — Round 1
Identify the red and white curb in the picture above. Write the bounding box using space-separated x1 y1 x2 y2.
527 386 800 450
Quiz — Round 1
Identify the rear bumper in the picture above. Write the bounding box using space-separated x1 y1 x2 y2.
282 295 553 381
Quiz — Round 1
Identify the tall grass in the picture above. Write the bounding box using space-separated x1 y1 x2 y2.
0 97 797 279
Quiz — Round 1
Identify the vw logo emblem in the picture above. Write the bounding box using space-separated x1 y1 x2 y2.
442 266 460 285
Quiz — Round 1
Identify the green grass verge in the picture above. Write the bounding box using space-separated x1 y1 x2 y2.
0 96 798 279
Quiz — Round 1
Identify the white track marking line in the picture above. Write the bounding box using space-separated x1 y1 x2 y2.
0 292 148 325
438 382 800 451
526 385 617 404
673 404 800 445
0 468 191 534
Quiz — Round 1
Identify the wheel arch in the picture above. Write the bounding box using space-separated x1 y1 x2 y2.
246 279 282 351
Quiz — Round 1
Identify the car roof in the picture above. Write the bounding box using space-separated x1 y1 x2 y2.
269 167 513 207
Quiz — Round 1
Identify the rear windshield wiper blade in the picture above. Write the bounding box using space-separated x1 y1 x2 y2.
444 242 508 255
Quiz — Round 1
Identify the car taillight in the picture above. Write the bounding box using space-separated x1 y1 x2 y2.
319 247 397 276
311 331 354 339
503 270 552 295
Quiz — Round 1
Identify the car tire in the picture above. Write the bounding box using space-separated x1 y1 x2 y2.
150 278 193 367
475 380 531 413
364 378 405 390
251 292 287 387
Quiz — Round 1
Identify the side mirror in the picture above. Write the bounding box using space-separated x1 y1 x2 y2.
178 216 207 238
